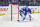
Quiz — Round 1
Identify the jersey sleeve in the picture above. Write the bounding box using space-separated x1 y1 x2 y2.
28 8 31 14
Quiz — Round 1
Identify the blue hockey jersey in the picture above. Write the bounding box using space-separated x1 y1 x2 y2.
23 8 31 15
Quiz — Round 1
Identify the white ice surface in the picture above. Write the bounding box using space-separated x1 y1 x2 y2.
0 13 40 27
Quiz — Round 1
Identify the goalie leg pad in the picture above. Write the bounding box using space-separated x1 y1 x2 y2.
29 15 31 21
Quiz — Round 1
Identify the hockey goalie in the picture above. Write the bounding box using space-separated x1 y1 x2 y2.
20 6 32 22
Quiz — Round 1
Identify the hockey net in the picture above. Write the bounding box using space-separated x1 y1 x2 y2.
0 4 19 21
9 4 19 21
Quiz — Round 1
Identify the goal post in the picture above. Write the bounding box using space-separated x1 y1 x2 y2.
9 4 19 21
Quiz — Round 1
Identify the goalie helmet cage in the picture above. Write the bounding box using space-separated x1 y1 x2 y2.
11 4 19 21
